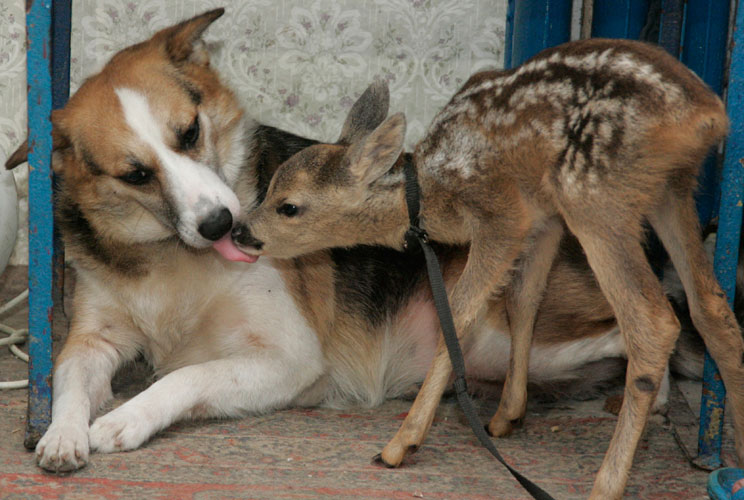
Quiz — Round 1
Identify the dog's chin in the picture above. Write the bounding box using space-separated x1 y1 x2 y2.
176 228 215 250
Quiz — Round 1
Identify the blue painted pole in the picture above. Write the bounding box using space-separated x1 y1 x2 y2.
508 0 573 68
24 0 55 449
504 0 516 69
658 0 684 57
697 0 744 470
51 1 71 322
591 0 650 39
684 0 730 227
52 1 71 111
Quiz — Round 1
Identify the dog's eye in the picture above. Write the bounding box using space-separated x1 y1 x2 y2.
119 168 153 186
276 203 299 217
179 116 200 150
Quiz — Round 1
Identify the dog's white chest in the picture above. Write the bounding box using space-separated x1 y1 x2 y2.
78 253 318 372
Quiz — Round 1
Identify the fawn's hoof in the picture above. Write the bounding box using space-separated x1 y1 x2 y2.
487 415 520 437
373 441 420 468
372 453 398 468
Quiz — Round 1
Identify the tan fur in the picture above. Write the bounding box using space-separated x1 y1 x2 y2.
236 39 741 498
6 12 718 492
532 233 618 344
274 253 336 344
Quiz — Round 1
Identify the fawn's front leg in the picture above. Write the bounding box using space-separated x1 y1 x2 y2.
377 220 528 467
488 218 563 437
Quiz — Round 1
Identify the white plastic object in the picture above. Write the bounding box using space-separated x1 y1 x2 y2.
0 168 18 277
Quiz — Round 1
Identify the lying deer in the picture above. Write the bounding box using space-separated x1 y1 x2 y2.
230 39 744 498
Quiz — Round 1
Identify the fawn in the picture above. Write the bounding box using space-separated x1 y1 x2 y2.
231 39 744 498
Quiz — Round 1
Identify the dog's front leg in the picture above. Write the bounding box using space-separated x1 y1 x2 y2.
88 351 323 453
36 331 133 471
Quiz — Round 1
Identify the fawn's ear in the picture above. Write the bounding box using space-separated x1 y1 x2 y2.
337 80 390 145
346 112 406 184
155 8 225 65
5 110 71 172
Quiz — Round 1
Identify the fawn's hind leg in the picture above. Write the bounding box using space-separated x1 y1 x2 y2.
377 217 529 467
488 217 564 437
559 209 680 500
649 188 744 465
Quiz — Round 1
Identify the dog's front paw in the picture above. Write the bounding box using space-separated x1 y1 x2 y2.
89 405 156 453
36 421 89 471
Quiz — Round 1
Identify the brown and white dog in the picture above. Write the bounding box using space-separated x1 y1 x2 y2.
3 9 713 485
230 41 744 498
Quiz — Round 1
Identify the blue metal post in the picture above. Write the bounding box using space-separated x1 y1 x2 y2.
24 0 55 449
591 0 650 39
697 0 744 470
52 1 71 111
504 0 516 70
51 1 71 319
683 0 731 227
508 0 573 69
658 0 684 57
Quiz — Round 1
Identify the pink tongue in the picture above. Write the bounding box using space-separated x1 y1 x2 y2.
213 235 258 263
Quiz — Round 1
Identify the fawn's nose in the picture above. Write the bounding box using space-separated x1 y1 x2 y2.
198 207 233 241
232 224 264 250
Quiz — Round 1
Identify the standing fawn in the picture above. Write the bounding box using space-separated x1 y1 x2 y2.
231 39 744 498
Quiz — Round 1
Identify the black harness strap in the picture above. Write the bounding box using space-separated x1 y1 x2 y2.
402 158 555 500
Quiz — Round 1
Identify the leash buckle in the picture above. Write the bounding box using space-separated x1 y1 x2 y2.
404 225 428 251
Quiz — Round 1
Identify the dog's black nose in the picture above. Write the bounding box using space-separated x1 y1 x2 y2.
231 224 263 250
198 207 233 241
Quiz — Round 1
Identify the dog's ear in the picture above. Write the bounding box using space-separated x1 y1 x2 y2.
346 112 406 185
5 141 28 170
6 110 71 172
337 80 390 146
158 8 225 65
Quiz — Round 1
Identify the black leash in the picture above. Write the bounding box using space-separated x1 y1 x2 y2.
402 158 556 500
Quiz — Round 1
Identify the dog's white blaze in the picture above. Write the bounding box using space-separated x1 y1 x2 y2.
115 88 240 243
222 115 254 188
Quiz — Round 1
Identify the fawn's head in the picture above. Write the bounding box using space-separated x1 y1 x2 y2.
231 81 408 259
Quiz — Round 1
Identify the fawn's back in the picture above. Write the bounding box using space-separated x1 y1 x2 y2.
415 38 728 217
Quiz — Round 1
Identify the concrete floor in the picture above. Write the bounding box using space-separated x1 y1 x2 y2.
0 266 733 499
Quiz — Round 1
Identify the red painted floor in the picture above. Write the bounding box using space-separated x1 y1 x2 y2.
0 267 727 499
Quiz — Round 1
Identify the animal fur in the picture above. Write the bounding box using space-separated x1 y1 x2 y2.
232 40 743 499
3 12 721 493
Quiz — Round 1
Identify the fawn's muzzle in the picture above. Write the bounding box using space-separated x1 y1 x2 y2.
232 224 264 251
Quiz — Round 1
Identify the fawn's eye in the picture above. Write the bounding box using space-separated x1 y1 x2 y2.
178 116 200 150
276 203 299 217
119 168 153 186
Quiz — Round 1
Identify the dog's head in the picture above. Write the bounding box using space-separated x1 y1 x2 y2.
6 9 246 250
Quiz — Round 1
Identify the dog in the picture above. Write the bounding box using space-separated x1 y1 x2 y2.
229 40 744 499
3 10 715 486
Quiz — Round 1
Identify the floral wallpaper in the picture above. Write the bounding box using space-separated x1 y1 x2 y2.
0 0 507 265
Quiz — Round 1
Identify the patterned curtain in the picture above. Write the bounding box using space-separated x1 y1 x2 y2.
0 0 506 264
